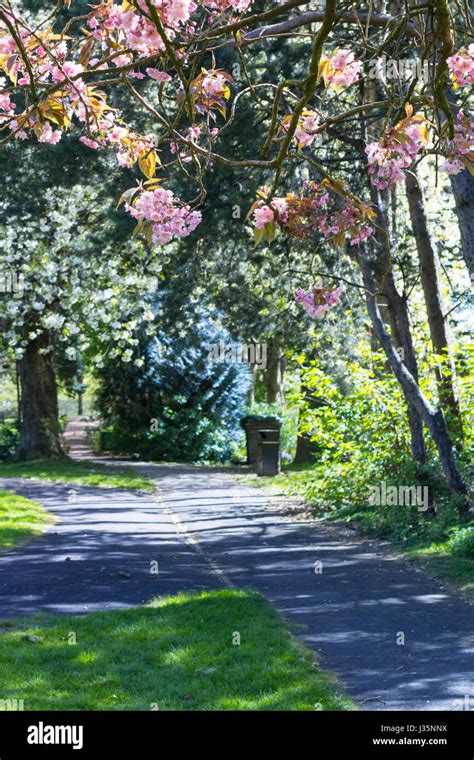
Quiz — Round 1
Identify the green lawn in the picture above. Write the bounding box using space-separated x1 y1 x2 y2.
0 458 154 492
0 589 355 711
0 489 53 550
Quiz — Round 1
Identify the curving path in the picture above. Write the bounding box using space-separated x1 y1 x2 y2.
0 461 473 711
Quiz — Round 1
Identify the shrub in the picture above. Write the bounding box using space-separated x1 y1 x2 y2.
447 527 474 558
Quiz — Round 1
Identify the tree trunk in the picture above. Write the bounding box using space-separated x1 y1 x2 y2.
358 249 470 510
450 168 474 279
360 71 427 464
293 349 320 464
264 337 285 404
381 274 427 465
368 182 427 464
405 169 462 438
444 91 474 278
293 427 317 464
18 339 64 460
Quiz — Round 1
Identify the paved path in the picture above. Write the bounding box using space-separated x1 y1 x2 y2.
0 463 473 710
0 477 220 618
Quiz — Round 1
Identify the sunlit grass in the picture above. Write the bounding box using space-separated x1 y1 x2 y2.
0 590 355 711
0 459 154 492
0 489 53 550
402 545 474 598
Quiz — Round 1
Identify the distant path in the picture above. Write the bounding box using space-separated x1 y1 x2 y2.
63 416 98 460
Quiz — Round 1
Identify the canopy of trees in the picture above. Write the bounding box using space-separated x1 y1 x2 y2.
0 1 472 513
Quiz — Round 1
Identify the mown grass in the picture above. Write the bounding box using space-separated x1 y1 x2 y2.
0 458 154 492
0 489 53 550
0 589 355 711
238 463 474 599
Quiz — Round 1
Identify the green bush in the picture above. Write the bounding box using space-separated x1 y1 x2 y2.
0 419 19 459
447 526 474 558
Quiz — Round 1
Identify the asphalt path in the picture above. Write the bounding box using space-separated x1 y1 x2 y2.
0 463 473 711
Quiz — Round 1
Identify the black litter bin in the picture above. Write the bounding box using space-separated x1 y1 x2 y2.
256 428 281 476
240 415 281 465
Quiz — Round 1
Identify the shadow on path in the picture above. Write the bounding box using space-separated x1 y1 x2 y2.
0 460 473 711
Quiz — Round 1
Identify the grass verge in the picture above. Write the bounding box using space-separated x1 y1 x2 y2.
0 589 355 711
0 458 154 493
0 489 53 550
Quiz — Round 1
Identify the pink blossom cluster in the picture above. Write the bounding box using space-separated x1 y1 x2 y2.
322 49 362 89
281 110 321 149
296 286 344 319
0 21 155 160
79 109 156 170
125 186 202 245
447 44 474 87
441 111 474 175
253 198 289 228
0 20 84 142
0 18 105 145
252 184 373 247
311 193 373 246
189 68 234 116
0 80 15 124
274 184 373 244
87 1 198 56
365 122 425 189
86 0 257 55
0 20 76 92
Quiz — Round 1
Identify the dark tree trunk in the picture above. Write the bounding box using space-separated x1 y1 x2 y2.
293 349 320 464
18 339 64 460
264 337 285 404
358 249 470 511
360 75 427 463
405 169 462 437
293 428 317 464
450 168 474 279
444 91 474 278
369 184 427 464
381 275 427 465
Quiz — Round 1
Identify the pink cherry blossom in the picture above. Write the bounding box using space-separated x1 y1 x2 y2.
146 68 172 82
37 122 62 144
447 44 474 87
295 286 344 319
366 121 426 189
285 110 322 149
125 186 202 245
441 111 474 175
323 49 362 90
253 206 275 229
80 136 100 150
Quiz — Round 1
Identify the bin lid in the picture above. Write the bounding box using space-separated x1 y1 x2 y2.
240 415 281 429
